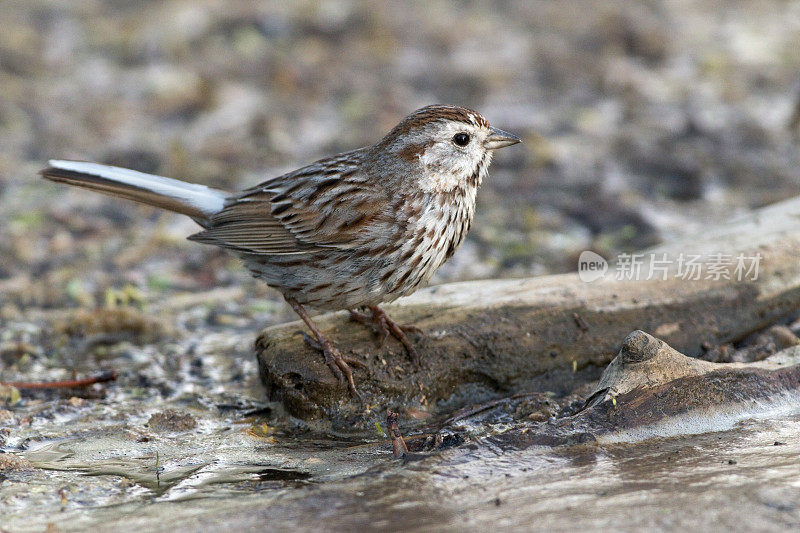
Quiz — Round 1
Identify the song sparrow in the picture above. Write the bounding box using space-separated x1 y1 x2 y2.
41 105 520 396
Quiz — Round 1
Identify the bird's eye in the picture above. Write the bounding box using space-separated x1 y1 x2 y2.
453 132 470 147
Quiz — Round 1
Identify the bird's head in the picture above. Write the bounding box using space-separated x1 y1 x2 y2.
370 105 520 194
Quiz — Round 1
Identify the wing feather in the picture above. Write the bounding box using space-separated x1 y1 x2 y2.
189 148 404 256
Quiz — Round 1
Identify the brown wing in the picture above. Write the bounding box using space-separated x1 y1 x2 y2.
188 149 402 255
188 198 310 254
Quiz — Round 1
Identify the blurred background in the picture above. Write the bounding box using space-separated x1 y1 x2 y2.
1 0 800 354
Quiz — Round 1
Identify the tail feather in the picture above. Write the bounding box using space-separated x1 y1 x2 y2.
40 160 229 224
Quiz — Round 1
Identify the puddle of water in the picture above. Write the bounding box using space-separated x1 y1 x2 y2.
5 405 800 532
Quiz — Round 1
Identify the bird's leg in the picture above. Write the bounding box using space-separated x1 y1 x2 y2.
349 305 422 364
286 298 365 398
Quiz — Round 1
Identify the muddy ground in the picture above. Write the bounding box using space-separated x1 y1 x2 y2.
2 1 800 531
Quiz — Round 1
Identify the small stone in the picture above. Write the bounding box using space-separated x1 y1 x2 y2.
146 409 197 432
67 397 85 407
0 453 34 472
0 409 15 424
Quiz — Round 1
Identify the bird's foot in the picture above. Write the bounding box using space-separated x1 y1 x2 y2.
349 306 422 364
287 297 366 398
300 332 366 399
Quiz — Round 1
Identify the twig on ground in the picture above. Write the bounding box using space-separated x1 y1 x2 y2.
387 409 409 458
1 371 119 390
444 392 542 425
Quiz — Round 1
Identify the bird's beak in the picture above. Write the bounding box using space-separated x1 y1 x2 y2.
484 127 521 150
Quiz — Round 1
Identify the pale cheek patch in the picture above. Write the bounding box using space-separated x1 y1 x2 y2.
424 170 462 192
418 146 473 193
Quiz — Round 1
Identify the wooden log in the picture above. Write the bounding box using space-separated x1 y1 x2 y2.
256 196 800 422
502 330 800 447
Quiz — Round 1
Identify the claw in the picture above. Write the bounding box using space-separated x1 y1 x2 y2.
376 328 389 349
350 306 422 364
289 299 364 398
329 347 357 397
299 331 322 352
399 323 424 336
301 331 343 384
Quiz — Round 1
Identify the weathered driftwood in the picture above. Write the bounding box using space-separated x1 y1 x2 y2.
510 330 800 446
256 196 800 421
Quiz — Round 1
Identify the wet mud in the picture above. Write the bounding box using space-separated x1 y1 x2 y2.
7 328 800 531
